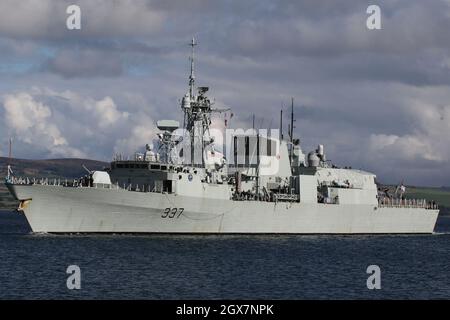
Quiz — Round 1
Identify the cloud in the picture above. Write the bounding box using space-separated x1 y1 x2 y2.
1 88 156 160
369 134 442 162
2 92 84 157
114 123 157 156
91 96 129 128
3 93 51 131
0 0 165 40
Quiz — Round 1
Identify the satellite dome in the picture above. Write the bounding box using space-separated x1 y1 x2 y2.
308 151 320 167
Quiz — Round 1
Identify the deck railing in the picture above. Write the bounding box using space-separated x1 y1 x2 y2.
5 176 168 194
378 197 438 210
5 176 442 210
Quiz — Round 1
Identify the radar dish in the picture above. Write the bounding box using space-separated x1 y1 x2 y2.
198 87 209 94
157 120 179 132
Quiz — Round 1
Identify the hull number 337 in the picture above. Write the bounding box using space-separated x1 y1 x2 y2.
162 207 184 218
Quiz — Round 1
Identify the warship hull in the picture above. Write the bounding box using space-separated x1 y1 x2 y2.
7 184 439 234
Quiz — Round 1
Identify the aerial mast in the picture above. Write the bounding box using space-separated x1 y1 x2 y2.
189 37 197 100
280 108 283 141
290 98 294 143
180 38 230 168
289 97 295 163
8 137 12 162
6 137 12 181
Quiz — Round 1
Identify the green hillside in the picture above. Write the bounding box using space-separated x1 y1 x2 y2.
0 157 108 180
404 187 450 208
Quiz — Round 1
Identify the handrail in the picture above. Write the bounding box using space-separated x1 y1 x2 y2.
378 197 438 210
5 175 165 194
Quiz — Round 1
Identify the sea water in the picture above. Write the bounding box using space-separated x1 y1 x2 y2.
0 211 449 299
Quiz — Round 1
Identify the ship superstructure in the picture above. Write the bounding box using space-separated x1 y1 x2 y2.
4 39 439 234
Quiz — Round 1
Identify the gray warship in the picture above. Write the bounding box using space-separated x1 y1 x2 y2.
4 39 439 234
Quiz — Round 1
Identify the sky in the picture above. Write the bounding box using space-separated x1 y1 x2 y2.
0 0 449 187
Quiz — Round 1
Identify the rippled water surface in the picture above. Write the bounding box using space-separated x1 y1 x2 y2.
0 210 449 299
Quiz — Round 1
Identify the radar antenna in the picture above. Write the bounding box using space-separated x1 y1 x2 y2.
8 137 12 162
6 137 13 182
189 37 197 99
180 38 231 167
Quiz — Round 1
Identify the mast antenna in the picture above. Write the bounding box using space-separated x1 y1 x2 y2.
8 137 12 162
290 97 294 142
289 97 295 163
280 108 283 141
6 137 13 181
189 37 197 99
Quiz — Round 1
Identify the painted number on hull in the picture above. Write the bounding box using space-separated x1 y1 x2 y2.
162 207 184 218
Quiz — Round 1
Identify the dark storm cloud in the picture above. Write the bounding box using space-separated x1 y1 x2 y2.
43 49 124 78
35 39 179 77
0 0 165 40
